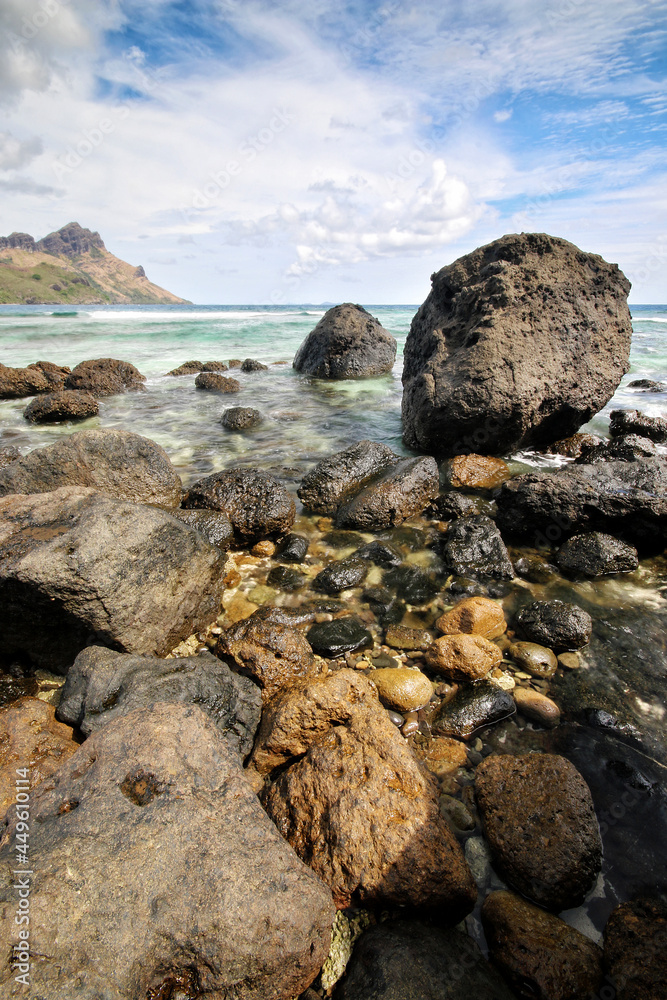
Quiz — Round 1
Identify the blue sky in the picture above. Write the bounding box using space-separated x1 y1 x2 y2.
0 0 666 302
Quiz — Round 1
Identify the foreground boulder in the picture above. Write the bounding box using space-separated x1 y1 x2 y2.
57 646 261 756
0 488 225 671
23 389 99 423
609 408 667 442
495 458 667 546
603 896 667 1000
64 357 146 396
0 698 77 813
475 753 602 910
262 671 476 914
183 468 295 543
515 600 592 651
0 428 183 508
0 703 335 999
0 363 55 398
217 612 317 700
439 515 514 580
293 303 397 379
402 233 632 456
333 920 517 1000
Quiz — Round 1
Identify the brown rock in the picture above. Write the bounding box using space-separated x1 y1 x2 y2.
0 447 21 470
603 896 667 1000
513 687 561 728
262 686 477 914
251 539 276 557
414 736 468 777
384 624 432 651
64 358 146 397
370 667 434 713
482 890 603 1000
557 652 581 670
545 433 603 459
508 641 558 678
436 596 507 639
449 454 510 490
0 363 50 399
218 612 317 700
475 753 602 910
426 633 502 681
23 389 99 423
0 697 77 813
166 360 203 375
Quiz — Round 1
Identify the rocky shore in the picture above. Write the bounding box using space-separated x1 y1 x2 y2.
0 234 665 1000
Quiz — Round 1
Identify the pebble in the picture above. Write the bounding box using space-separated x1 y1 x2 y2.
384 624 432 651
435 595 507 640
513 687 561 728
387 710 405 727
417 737 468 777
558 651 581 670
401 711 420 736
250 540 276 557
370 667 434 713
371 653 400 668
439 794 476 832
508 641 558 678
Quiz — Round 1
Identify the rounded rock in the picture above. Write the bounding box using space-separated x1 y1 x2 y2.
23 389 99 423
557 532 639 577
221 406 262 430
513 687 561 728
426 633 502 681
436 596 507 640
515 600 592 652
182 468 295 544
370 667 434 713
448 453 510 490
508 641 558 679
293 303 397 379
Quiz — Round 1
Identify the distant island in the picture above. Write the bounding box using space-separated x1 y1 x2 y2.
0 222 190 305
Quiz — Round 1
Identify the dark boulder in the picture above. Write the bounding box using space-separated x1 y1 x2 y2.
182 468 295 543
334 456 439 530
495 458 667 546
0 428 183 508
402 233 632 456
628 378 666 392
609 408 667 442
545 432 603 459
557 532 638 577
170 508 234 548
241 357 268 371
0 488 225 672
313 558 368 594
306 616 373 657
293 303 397 379
515 600 592 651
276 533 309 563
426 492 492 520
23 389 99 423
202 360 228 371
578 434 658 463
298 439 396 515
603 896 667 1000
432 681 516 739
439 515 514 580
194 371 234 390
64 357 146 397
57 646 261 755
221 406 262 430
475 753 602 910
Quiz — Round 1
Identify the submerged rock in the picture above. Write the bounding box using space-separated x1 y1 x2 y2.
482 890 603 1000
313 557 368 594
298 440 395 515
241 357 268 372
64 357 146 397
23 389 99 423
508 641 558 678
57 646 261 755
475 753 602 910
383 564 438 604
354 540 403 568
603 896 667 1000
0 703 335 999
276 533 309 563
221 405 262 429
545 433 603 459
557 531 639 576
266 564 306 591
515 600 592 652
439 515 514 580
513 688 561 728
218 612 317 700
402 233 632 456
609 408 667 442
370 667 434 713
0 428 183 508
384 624 432 651
0 363 56 399
0 488 225 672
306 616 373 657
195 371 234 391
166 359 203 375
628 378 666 392
432 681 515 739
334 456 439 530
0 697 77 813
183 467 295 543
293 303 397 379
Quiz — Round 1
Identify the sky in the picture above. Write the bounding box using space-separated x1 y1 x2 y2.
0 0 666 304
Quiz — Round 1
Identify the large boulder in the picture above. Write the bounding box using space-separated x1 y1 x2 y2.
64 357 146 396
0 703 335 999
402 233 632 456
0 697 77 813
0 428 183 509
293 303 397 379
0 488 225 672
57 646 261 756
0 363 62 399
23 389 99 423
182 468 295 543
495 458 667 546
557 531 639 577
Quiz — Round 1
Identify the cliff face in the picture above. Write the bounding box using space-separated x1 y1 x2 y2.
0 223 190 305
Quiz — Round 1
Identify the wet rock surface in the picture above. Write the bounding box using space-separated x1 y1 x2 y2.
0 428 183 508
482 890 603 1000
384 624 432 651
603 896 667 1000
426 633 502 681
0 363 55 398
183 467 296 543
0 703 335 999
218 612 317 700
507 641 558 678
402 232 632 456
383 564 438 604
170 507 234 548
0 446 20 469
64 357 146 397
609 408 667 442
57 646 261 755
298 440 396 515
515 600 592 651
221 405 263 429
513 687 561 727
0 697 77 812
439 516 514 580
448 453 510 489
267 564 306 591
194 371 234 390
276 532 309 562
369 667 434 713
334 456 439 530
475 753 602 910
241 357 269 371
545 432 603 458
0 488 225 671
306 616 373 657
293 303 397 379
436 595 507 638
557 531 639 576
333 920 517 1000
23 389 99 423
167 359 204 375
313 557 368 593
354 540 403 568
431 681 515 739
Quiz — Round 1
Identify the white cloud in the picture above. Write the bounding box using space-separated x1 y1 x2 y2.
493 110 512 123
0 130 42 168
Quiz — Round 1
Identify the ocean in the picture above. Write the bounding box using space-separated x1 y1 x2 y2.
0 303 665 487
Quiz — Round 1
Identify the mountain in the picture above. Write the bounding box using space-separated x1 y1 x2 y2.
0 223 190 305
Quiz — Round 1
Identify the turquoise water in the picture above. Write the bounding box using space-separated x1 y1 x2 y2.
0 303 665 485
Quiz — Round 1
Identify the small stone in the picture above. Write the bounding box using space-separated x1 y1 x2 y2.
515 600 592 652
222 594 259 625
313 558 368 594
251 540 276 557
448 453 510 490
426 633 503 681
241 358 268 372
416 736 468 777
306 617 373 658
276 533 309 563
401 711 420 736
387 710 405 727
513 687 561 727
508 641 558 678
384 624 432 651
432 681 516 740
558 651 581 670
218 613 316 700
436 596 507 640
266 565 306 591
369 667 434 713
439 794 476 832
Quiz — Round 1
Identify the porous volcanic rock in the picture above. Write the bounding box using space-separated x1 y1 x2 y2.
578 434 658 463
482 890 603 1000
557 531 639 576
333 920 517 1000
0 703 335 1000
495 458 667 546
202 360 228 371
293 303 397 379
64 357 146 397
298 440 396 515
448 454 510 490
545 433 603 459
0 446 20 469
167 360 203 375
217 611 317 700
475 753 602 910
28 361 70 380
0 428 183 508
0 363 51 398
57 646 261 755
194 371 234 391
435 596 507 639
439 516 514 580
0 697 77 813
241 358 268 372
603 896 667 1000
0 488 225 672
609 408 667 442
261 673 476 913
334 456 439 530
183 467 295 543
426 633 502 681
23 389 99 423
221 406 262 430
515 600 592 651
402 233 632 456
